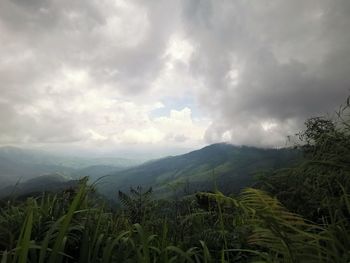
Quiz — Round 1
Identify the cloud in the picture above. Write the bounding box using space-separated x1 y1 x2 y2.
0 0 349 152
118 107 206 145
181 0 350 146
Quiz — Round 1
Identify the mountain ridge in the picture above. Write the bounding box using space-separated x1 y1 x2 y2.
98 143 301 198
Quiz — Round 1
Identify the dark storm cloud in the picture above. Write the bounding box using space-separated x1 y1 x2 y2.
180 0 350 146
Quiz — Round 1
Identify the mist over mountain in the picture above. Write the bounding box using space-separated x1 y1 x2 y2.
0 146 143 190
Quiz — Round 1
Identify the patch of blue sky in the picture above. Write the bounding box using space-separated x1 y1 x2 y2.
150 96 202 119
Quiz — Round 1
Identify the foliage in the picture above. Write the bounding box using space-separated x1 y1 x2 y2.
118 186 153 224
1 180 349 262
259 98 350 222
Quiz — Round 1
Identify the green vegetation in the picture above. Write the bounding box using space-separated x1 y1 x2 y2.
0 98 350 262
98 144 300 199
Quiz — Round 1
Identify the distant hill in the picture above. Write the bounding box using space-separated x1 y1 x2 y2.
0 147 75 187
0 146 143 169
0 144 301 199
0 173 79 199
73 165 125 182
0 146 141 187
98 143 301 199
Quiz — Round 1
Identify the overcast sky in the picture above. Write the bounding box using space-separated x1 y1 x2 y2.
0 0 349 155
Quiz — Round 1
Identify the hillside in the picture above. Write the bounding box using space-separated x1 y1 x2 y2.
0 144 300 199
0 174 79 199
98 143 301 198
0 147 75 187
73 165 125 182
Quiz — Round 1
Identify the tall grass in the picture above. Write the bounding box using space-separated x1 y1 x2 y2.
0 179 349 262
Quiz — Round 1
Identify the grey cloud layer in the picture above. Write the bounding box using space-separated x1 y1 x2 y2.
181 0 350 146
0 0 180 144
0 0 349 147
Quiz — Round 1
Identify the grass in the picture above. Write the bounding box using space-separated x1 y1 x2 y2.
0 179 349 262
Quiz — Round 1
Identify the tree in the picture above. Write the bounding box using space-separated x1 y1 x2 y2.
260 97 350 221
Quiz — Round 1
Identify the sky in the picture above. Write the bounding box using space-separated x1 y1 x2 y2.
0 0 349 156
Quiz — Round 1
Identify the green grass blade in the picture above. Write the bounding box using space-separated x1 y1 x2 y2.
18 203 34 263
1 251 8 263
48 182 87 263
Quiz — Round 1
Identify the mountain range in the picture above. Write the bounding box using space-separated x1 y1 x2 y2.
0 143 301 200
97 143 301 199
0 146 141 189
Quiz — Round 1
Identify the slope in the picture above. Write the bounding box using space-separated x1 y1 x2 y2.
0 173 80 199
98 143 300 198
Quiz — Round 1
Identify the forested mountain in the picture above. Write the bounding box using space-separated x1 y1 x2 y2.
0 144 300 199
98 143 301 198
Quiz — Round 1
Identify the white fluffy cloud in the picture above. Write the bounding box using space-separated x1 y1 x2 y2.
0 60 207 148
